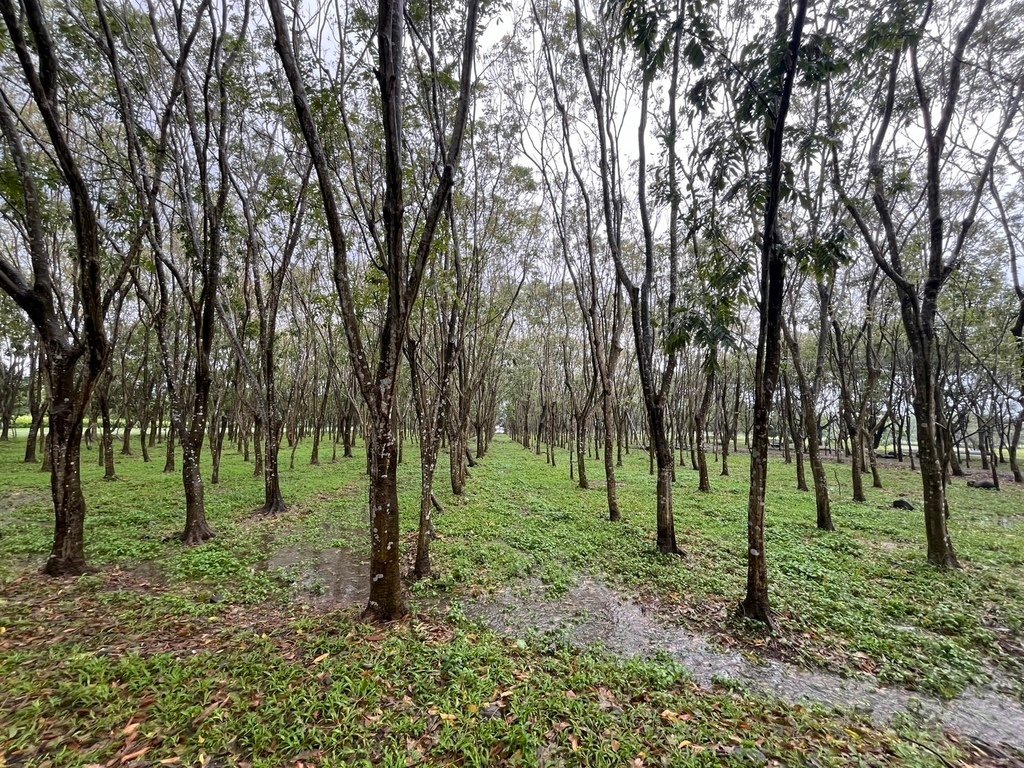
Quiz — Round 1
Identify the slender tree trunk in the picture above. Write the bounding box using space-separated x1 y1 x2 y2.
576 413 589 489
24 350 43 463
1009 415 1022 483
783 375 807 492
909 348 958 568
696 360 715 493
648 402 679 554
740 0 808 628
262 415 287 514
253 415 264 478
211 415 227 485
600 386 620 521
121 420 133 455
139 421 150 463
164 425 176 473
25 407 45 464
414 435 439 579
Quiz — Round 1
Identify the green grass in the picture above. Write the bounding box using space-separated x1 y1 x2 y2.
1 432 1022 766
1 575 955 768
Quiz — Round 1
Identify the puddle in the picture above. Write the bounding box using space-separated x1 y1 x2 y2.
125 560 166 586
0 490 46 516
258 544 369 609
464 577 1024 751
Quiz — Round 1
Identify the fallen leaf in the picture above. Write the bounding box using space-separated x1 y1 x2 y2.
119 746 150 764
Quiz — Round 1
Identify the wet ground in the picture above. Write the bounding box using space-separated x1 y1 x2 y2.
0 489 45 517
258 542 370 609
257 537 1024 753
465 578 1024 751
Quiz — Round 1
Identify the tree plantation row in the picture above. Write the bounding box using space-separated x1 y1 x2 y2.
0 0 1022 629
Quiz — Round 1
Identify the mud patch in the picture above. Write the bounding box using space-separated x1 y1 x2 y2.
258 544 369 609
465 577 1024 751
0 490 47 517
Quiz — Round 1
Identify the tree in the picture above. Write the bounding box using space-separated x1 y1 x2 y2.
740 0 809 627
836 0 1023 567
0 0 135 574
268 0 481 620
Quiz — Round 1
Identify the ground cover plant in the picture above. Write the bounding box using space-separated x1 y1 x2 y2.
2 0 1024 764
2 436 1023 766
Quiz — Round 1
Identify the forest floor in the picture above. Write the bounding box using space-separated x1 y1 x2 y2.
1 435 1023 767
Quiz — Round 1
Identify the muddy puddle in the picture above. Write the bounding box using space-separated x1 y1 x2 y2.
256 536 1024 751
464 577 1024 751
0 490 46 517
258 542 370 609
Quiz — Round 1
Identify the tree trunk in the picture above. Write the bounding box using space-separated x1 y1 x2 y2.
575 414 589 489
414 437 438 579
181 438 215 545
648 402 679 554
25 406 45 464
211 415 227 485
1009 415 1022 483
24 350 44 463
600 386 620 521
139 421 150 463
44 394 89 576
740 0 807 628
696 359 715 493
163 425 176 473
262 415 287 514
910 357 958 568
253 415 265 478
99 389 116 480
121 420 133 455
449 422 467 496
365 425 407 621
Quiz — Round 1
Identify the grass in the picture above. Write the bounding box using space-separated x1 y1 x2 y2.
1 430 1022 766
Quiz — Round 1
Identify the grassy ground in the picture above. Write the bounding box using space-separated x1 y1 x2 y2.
1 432 1022 766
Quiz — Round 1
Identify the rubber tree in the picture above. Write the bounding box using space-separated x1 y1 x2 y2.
0 0 137 574
575 0 689 552
527 3 626 519
127 0 244 544
268 0 480 620
740 0 809 628
836 0 1022 568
